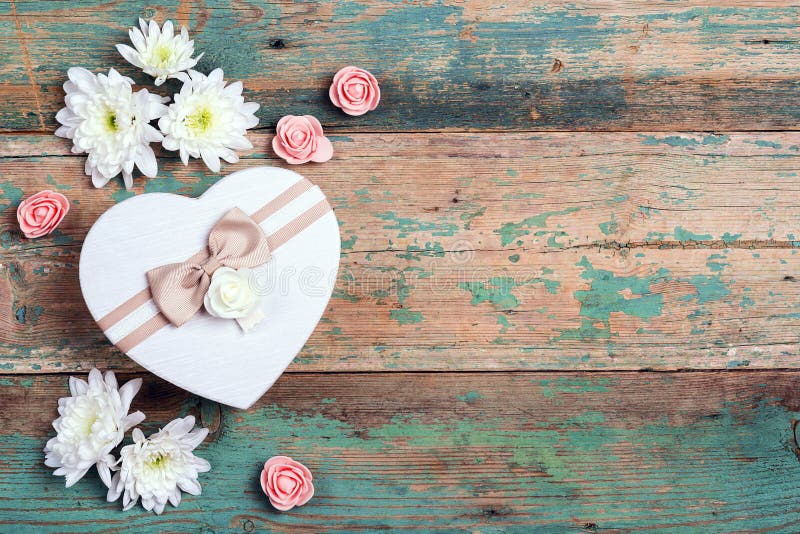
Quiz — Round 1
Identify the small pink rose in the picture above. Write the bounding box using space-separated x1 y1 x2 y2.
260 456 314 511
272 115 333 165
329 66 380 116
16 190 69 239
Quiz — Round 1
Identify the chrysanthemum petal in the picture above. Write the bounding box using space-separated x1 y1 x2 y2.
68 376 89 396
56 68 166 189
136 146 158 177
118 377 142 408
159 69 258 172
45 369 142 488
108 417 210 514
119 19 200 85
201 150 221 172
115 44 145 69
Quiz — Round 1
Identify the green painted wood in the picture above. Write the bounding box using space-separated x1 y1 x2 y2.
3 1 800 131
2 371 800 531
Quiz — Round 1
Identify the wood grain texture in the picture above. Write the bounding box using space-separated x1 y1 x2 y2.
3 1 800 131
2 2 800 531
2 371 800 532
2 132 800 372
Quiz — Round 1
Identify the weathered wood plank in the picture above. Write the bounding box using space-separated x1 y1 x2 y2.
3 1 800 131
4 131 800 252
5 246 800 372
2 132 800 372
2 371 800 531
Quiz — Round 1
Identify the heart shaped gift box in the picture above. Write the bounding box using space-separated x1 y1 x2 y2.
80 167 340 409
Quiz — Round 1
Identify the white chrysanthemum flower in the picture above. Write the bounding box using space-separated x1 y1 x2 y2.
44 369 145 488
55 67 168 189
159 68 259 172
107 416 210 515
116 19 203 86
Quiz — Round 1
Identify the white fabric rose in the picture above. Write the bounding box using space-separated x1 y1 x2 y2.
203 267 264 332
204 267 257 318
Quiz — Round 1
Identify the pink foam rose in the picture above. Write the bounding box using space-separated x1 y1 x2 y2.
260 456 314 511
16 190 69 239
271 115 333 165
329 66 380 116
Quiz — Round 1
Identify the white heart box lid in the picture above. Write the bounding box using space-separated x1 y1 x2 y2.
79 166 340 409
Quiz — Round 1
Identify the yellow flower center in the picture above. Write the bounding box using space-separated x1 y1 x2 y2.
185 107 213 134
106 111 118 133
154 44 173 67
82 415 98 435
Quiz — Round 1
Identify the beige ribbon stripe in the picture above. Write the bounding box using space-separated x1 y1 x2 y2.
115 313 171 354
97 188 333 353
267 199 333 250
96 287 152 331
250 178 314 224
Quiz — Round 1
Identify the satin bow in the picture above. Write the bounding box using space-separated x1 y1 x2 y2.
146 208 271 327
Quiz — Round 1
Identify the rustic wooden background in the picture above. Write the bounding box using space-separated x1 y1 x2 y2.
2 0 800 531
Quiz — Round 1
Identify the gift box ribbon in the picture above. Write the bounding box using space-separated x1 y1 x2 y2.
147 207 273 327
95 178 332 352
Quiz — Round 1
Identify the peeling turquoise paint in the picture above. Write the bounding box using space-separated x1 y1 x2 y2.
45 174 72 190
599 215 618 235
341 234 357 251
458 275 559 310
508 254 520 263
458 277 522 310
556 257 668 341
749 139 782 149
331 288 360 303
502 191 544 200
50 230 73 246
496 314 512 333
14 306 26 324
534 230 568 249
457 391 483 403
706 253 729 273
639 133 730 147
639 206 660 217
679 274 732 304
721 232 742 244
673 226 712 242
0 231 15 249
460 206 486 229
111 189 135 203
389 308 424 325
396 242 444 261
491 177 512 186
495 207 581 246
144 171 219 197
0 181 23 214
740 295 755 309
377 212 458 238
14 304 43 325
